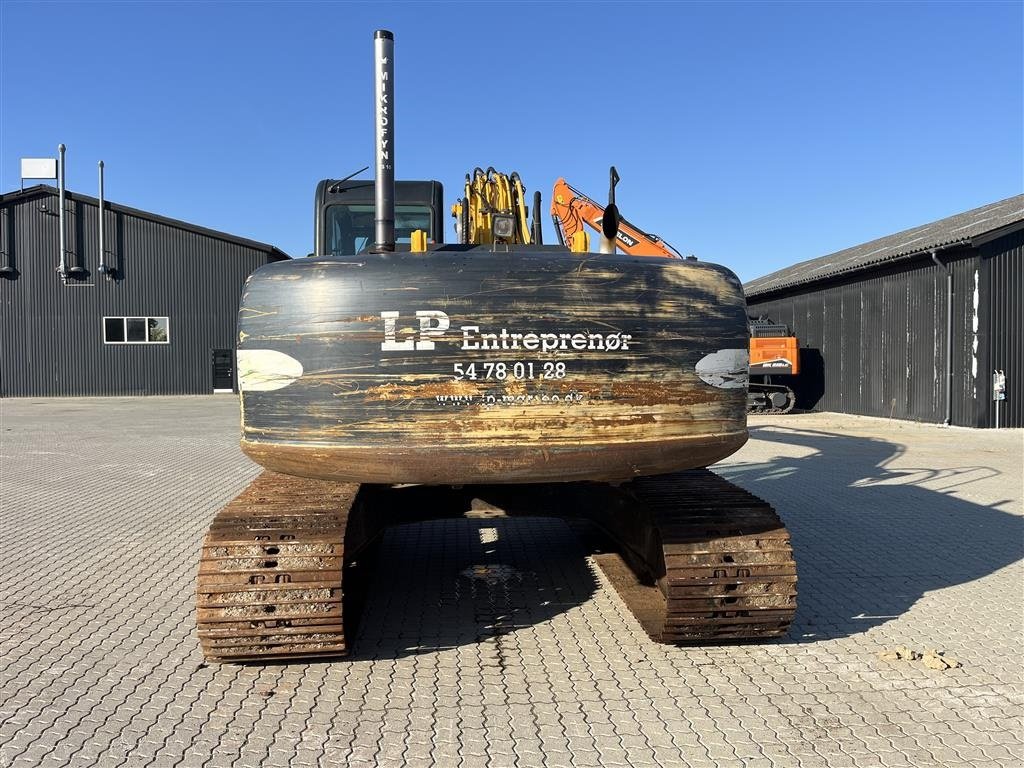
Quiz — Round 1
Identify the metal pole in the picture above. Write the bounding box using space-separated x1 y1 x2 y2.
931 250 953 425
599 166 620 254
945 267 953 424
98 161 108 277
58 143 67 277
372 29 395 252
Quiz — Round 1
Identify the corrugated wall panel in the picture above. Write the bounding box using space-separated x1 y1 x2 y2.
951 256 982 427
822 287 842 411
747 250 990 425
905 262 943 423
860 276 883 416
882 271 910 419
841 284 861 413
981 230 1024 427
803 292 826 410
0 190 284 396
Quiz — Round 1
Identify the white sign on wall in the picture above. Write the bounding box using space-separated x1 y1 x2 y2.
20 158 57 180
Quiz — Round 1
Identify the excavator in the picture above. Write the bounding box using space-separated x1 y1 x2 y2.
194 30 797 662
550 176 800 414
748 317 800 414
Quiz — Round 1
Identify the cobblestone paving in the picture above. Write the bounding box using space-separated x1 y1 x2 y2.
1 397 1021 767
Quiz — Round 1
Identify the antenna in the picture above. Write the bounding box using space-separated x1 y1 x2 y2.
327 166 371 193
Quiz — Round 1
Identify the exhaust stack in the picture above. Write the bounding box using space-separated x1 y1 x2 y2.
58 143 67 277
372 30 395 252
97 161 112 278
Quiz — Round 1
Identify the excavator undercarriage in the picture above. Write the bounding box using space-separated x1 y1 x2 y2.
747 382 797 415
197 471 797 661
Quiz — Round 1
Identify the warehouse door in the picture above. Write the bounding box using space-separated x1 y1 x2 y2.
211 349 235 393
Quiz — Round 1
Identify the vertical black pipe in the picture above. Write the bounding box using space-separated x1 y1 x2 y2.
531 190 543 245
373 30 395 252
98 161 111 277
931 250 953 425
599 166 620 254
58 143 67 276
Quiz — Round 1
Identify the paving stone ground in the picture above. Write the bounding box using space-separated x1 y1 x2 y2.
1 396 1021 768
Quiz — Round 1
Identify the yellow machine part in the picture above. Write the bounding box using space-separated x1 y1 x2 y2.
571 230 590 253
410 229 428 253
454 167 534 245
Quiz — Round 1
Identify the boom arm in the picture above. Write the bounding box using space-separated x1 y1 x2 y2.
550 178 681 258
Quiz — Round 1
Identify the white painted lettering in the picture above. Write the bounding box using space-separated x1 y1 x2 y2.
461 325 481 350
381 311 414 351
415 311 450 350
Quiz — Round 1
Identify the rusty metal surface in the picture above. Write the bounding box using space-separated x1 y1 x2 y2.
589 469 797 643
235 249 750 484
196 472 371 662
241 431 747 484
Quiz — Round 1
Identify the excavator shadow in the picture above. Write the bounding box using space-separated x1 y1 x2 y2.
348 478 795 661
346 485 602 661
717 425 1023 643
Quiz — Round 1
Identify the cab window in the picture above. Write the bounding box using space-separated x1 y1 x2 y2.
325 204 432 255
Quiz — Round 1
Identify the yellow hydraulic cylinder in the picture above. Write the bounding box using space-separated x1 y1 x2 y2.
570 230 590 253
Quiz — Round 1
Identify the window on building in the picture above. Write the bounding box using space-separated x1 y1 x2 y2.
104 317 125 343
147 317 168 342
103 316 170 344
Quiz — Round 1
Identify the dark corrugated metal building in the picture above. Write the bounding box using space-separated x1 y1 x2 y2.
744 195 1023 428
0 185 289 396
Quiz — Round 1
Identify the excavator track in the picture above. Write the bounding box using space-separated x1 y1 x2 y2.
196 471 379 662
747 384 797 415
588 469 797 643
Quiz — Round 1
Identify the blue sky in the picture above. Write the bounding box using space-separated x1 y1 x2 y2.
1 1 1020 281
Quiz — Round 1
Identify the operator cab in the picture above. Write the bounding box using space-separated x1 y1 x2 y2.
315 179 445 256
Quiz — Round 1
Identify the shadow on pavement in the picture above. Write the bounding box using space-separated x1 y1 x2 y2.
347 425 1021 657
716 425 1022 642
348 484 602 661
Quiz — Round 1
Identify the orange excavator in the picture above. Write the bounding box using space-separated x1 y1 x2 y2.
550 172 682 258
551 173 799 414
747 317 799 414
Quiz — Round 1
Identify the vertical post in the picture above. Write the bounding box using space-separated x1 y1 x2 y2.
945 268 953 424
373 30 395 252
599 166 620 254
931 250 953 425
98 161 109 277
58 143 67 277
